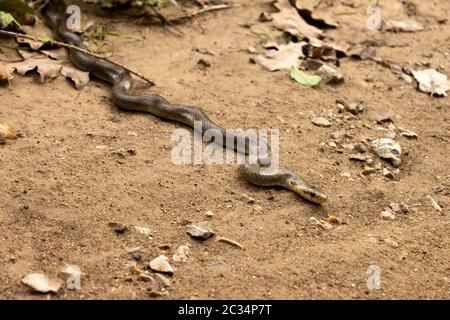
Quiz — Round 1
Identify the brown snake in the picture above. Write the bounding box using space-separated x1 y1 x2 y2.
42 0 327 204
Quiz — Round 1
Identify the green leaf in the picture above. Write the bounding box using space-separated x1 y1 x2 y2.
0 11 19 28
290 66 322 87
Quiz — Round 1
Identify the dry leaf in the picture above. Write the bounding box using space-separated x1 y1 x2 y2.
18 18 53 50
272 0 323 42
347 44 376 60
383 19 424 32
61 66 90 90
7 57 62 83
411 69 450 96
253 42 305 71
0 123 17 139
0 62 13 85
293 0 339 28
8 50 91 89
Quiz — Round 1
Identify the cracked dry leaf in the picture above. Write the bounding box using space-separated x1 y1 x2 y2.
383 19 424 32
411 69 450 96
253 42 305 71
0 123 16 139
0 62 13 85
272 0 323 42
293 0 339 28
61 65 90 90
7 57 62 83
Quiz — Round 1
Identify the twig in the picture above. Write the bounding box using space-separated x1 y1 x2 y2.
0 29 155 85
168 4 238 24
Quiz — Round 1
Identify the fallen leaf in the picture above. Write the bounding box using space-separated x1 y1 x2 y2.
0 123 16 139
0 62 13 85
7 57 62 83
290 66 322 86
17 18 53 50
272 0 323 42
411 69 450 96
293 0 339 28
383 19 424 32
61 65 90 89
8 50 91 89
253 42 305 71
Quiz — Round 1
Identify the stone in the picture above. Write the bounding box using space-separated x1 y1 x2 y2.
172 245 190 263
108 222 128 234
186 221 215 240
149 255 174 275
153 273 171 288
311 117 331 127
349 153 366 161
383 168 395 179
370 138 401 167
22 273 62 294
389 202 409 214
384 238 399 248
330 131 346 142
309 217 333 230
380 210 396 220
0 132 5 145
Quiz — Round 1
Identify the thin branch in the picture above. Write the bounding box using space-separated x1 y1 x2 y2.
168 4 239 24
0 29 155 85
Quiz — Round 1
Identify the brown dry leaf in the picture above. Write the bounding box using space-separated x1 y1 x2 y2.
18 18 53 50
0 62 13 85
411 69 450 96
272 0 323 42
0 123 17 139
61 65 90 90
304 39 349 60
383 19 424 32
253 42 305 71
7 57 62 83
293 0 339 28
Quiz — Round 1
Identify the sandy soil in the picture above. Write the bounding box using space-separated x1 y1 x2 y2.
0 0 449 299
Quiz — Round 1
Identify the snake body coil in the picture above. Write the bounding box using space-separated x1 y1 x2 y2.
43 0 327 204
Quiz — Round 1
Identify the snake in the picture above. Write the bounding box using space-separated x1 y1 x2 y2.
42 0 327 204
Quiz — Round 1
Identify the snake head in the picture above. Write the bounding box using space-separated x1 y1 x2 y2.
288 179 327 205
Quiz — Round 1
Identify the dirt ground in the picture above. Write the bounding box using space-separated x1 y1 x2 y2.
0 0 449 299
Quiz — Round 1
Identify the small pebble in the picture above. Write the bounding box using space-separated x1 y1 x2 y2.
371 138 402 167
149 255 174 275
383 168 395 180
0 132 6 144
310 217 333 230
400 130 418 139
389 202 409 214
108 222 128 234
187 221 215 240
172 245 190 263
380 210 396 220
311 117 331 127
384 238 399 248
